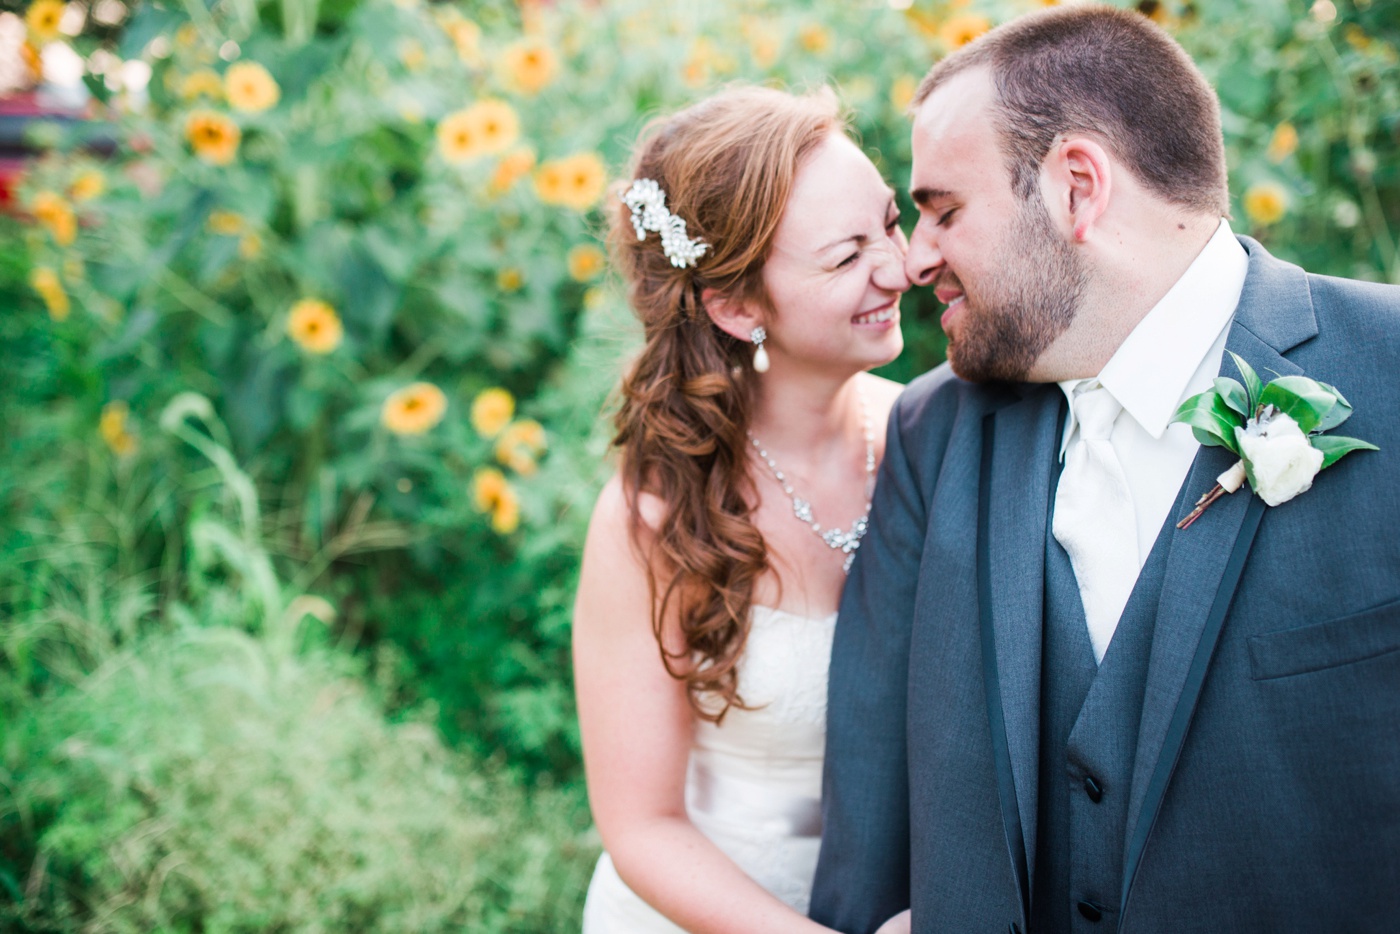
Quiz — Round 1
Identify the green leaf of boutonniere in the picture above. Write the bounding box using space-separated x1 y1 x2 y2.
1171 355 1379 530
1259 375 1339 433
1310 434 1380 469
1212 377 1250 418
1314 381 1355 432
1173 390 1243 454
1228 351 1264 412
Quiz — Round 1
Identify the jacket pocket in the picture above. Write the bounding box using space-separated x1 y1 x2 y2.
1248 596 1400 681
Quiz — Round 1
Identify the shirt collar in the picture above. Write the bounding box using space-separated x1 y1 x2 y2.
1058 219 1248 457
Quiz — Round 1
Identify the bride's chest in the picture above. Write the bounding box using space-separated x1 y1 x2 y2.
717 609 837 732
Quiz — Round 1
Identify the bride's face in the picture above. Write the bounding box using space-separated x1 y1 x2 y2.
760 132 909 376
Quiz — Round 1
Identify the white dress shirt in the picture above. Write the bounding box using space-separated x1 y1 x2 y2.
1058 219 1249 570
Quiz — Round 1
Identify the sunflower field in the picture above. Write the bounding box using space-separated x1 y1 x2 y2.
0 0 1396 929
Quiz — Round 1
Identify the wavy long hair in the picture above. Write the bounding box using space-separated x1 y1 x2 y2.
609 86 843 721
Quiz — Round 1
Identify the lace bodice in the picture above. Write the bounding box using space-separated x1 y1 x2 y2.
691 604 836 807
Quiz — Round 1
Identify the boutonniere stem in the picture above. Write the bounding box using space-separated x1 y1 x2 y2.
1172 352 1378 529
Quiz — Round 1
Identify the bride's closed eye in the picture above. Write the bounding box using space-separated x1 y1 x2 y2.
835 213 903 269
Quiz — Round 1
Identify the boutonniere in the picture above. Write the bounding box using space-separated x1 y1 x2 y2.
1171 352 1379 529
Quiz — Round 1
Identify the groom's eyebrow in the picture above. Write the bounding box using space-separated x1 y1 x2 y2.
910 186 953 206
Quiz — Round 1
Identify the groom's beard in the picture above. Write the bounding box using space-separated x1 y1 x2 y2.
944 194 1086 384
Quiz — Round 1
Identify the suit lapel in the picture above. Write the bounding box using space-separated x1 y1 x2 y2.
1120 238 1317 910
979 384 1063 924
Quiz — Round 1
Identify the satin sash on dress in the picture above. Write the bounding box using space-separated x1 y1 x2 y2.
688 759 823 838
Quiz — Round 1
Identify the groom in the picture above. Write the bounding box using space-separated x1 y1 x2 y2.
811 6 1400 934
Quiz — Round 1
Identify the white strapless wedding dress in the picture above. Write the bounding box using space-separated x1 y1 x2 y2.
581 605 837 932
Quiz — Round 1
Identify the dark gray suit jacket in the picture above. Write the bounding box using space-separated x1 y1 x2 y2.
810 238 1400 933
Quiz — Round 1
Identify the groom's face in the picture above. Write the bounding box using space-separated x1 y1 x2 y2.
906 69 1086 383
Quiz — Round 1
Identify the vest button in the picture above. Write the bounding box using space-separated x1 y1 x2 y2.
1077 900 1105 922
1083 774 1104 802
1007 925 1021 934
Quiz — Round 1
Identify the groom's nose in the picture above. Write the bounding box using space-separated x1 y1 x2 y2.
905 218 943 287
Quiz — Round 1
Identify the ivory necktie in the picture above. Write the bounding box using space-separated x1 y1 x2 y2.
1053 381 1140 665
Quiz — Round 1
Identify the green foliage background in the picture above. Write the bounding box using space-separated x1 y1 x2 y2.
1 0 1396 929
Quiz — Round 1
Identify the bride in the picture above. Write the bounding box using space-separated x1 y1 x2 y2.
573 85 911 933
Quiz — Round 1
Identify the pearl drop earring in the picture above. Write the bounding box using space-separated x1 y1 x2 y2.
751 327 770 373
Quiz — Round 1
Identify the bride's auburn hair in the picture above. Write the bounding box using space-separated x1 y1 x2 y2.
609 85 844 722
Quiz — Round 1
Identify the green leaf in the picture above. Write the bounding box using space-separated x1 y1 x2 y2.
1227 351 1264 413
1172 391 1243 454
1314 381 1354 432
1311 435 1380 470
1260 375 1338 433
1212 377 1250 418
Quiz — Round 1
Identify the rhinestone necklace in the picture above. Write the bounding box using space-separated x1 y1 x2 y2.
746 385 876 574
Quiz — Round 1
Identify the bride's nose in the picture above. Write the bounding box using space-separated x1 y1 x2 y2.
871 236 912 294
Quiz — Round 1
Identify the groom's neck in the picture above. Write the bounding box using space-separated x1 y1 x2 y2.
1027 210 1222 383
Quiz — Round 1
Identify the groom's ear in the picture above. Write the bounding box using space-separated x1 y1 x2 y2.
1044 137 1112 243
701 288 764 342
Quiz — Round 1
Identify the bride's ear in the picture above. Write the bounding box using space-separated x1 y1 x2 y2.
701 287 764 343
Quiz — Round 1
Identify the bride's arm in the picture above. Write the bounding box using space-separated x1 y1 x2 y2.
573 477 833 934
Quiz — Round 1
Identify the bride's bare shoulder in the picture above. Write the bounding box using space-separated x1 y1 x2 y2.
577 476 671 635
588 474 666 544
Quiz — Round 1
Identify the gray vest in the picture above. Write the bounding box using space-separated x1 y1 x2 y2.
1030 489 1181 933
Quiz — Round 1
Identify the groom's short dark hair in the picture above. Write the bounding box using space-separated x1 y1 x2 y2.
913 5 1229 216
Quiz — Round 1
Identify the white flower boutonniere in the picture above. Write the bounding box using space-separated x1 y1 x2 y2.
1172 352 1379 529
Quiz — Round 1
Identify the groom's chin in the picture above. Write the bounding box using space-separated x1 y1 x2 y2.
946 342 1021 385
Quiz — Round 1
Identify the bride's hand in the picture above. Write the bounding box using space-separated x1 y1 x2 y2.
873 909 911 934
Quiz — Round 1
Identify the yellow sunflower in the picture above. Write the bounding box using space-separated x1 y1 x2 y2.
472 467 521 534
501 39 557 95
1243 182 1288 227
1266 122 1299 164
286 299 343 354
1344 24 1372 53
470 387 515 438
444 18 482 65
179 69 225 101
496 267 524 292
890 74 917 113
681 37 716 88
239 232 263 259
224 62 280 113
24 0 66 45
30 190 77 246
398 39 426 71
940 14 991 50
567 243 606 282
489 147 537 194
185 110 241 165
495 418 548 475
68 170 105 202
799 24 832 54
99 401 138 457
469 100 520 155
437 108 485 163
207 209 244 235
29 266 70 321
750 32 779 68
535 152 606 212
382 382 448 435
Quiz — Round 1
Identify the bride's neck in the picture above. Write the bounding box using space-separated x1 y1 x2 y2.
747 369 864 458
